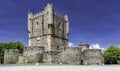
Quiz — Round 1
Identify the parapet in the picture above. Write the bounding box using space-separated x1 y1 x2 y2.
84 49 101 53
28 3 53 19
4 49 19 54
32 11 45 19
53 11 65 19
28 3 67 22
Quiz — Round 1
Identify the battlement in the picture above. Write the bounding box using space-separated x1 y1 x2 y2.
28 11 45 19
33 11 45 19
28 3 67 21
28 3 53 19
53 11 65 19
4 49 19 54
4 49 21 64
84 49 101 52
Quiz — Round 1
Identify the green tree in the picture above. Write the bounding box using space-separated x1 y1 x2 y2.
0 41 25 64
103 45 120 64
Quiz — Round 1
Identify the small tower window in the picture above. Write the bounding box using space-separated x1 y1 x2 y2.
48 24 53 28
36 22 39 28
58 23 62 30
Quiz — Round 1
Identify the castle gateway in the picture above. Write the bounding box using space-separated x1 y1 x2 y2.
4 4 102 65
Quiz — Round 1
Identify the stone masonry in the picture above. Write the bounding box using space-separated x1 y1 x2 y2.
4 3 102 65
28 3 69 51
4 49 21 64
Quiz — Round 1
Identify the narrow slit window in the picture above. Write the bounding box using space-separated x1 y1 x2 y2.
58 23 62 30
36 22 39 28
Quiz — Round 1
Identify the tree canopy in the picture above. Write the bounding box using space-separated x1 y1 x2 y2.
0 41 25 64
103 45 120 64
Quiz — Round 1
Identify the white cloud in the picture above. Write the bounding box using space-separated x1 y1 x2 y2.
89 46 93 49
101 48 105 51
90 43 105 51
117 45 120 48
68 42 74 46
90 43 101 49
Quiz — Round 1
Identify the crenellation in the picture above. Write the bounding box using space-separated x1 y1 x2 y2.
4 49 20 54
53 11 65 19
32 11 45 19
45 3 53 12
4 3 102 65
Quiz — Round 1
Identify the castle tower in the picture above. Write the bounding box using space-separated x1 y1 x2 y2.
28 3 69 51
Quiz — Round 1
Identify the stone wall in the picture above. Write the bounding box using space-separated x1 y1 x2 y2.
29 36 48 50
83 49 102 65
28 3 69 51
4 45 103 65
43 51 60 64
43 46 83 64
4 49 21 64
50 11 69 51
59 47 82 64
18 46 45 64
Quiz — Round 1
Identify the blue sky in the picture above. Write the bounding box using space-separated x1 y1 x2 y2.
0 0 120 49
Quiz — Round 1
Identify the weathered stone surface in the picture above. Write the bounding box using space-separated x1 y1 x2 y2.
4 49 21 64
59 47 82 64
83 49 102 65
18 46 45 64
28 3 69 51
4 3 102 65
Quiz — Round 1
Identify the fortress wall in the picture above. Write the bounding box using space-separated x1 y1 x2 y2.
18 46 45 64
56 47 83 64
43 51 60 64
83 49 102 65
4 49 21 64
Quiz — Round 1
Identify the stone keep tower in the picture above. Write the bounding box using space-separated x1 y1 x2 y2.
28 4 69 51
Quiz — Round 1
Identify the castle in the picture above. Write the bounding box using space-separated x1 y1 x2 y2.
4 4 102 65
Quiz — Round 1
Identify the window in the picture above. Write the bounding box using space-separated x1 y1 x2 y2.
36 22 39 28
48 24 53 28
58 23 62 30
